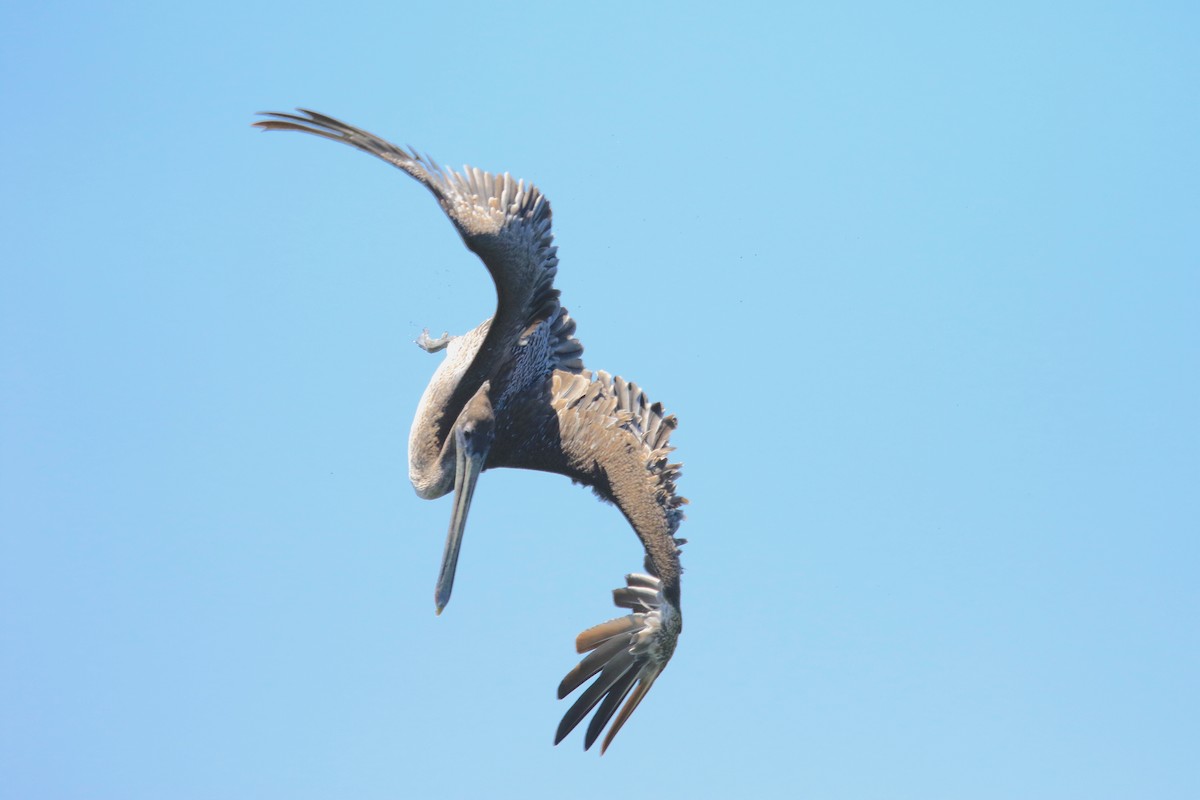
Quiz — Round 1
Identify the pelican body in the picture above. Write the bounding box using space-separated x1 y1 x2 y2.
255 110 686 753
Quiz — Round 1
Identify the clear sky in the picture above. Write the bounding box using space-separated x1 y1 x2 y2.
2 2 1197 798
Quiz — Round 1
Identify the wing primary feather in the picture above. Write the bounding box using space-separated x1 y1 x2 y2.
554 650 636 746
599 676 657 755
584 668 640 750
575 615 641 653
557 634 630 699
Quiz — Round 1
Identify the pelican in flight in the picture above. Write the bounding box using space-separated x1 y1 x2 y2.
254 110 686 753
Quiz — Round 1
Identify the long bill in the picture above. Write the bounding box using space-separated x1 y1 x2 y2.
433 426 490 614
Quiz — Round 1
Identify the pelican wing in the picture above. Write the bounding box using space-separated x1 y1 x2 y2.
253 109 583 429
545 369 686 570
533 370 686 752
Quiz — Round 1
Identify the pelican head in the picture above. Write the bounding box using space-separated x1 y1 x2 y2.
435 382 495 614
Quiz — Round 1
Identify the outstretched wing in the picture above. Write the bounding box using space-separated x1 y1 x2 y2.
518 369 686 752
253 109 583 436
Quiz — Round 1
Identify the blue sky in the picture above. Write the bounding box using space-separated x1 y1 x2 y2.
2 2 1197 798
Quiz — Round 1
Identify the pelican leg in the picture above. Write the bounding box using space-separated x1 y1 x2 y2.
416 329 451 353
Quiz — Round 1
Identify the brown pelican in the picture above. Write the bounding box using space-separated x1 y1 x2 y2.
254 110 686 753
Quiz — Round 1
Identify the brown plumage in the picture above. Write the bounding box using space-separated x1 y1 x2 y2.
254 109 686 753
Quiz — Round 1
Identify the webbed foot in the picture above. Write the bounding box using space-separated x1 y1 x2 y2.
416 329 451 353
